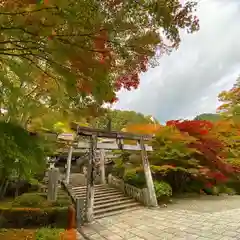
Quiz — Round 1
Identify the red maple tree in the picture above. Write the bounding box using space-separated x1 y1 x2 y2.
166 120 238 180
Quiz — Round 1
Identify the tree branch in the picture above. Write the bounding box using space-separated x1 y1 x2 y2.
0 40 38 45
1 26 41 37
0 6 57 16
25 86 39 98
0 47 41 52
21 56 61 89
0 52 34 57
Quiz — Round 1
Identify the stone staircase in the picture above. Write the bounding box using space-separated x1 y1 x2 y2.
68 184 143 219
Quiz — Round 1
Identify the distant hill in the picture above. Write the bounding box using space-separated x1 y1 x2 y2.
194 113 223 122
90 109 158 131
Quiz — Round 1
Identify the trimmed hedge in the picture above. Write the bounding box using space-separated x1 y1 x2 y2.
12 192 72 208
12 193 50 208
0 206 68 228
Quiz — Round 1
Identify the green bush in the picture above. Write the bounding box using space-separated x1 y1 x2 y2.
0 206 68 228
123 169 145 188
218 185 236 195
4 178 42 198
53 197 72 207
183 178 204 194
212 186 220 195
0 122 48 199
112 158 125 178
202 185 220 195
0 215 7 228
154 181 172 202
204 184 236 196
28 178 42 192
36 227 65 240
12 193 50 208
226 180 240 194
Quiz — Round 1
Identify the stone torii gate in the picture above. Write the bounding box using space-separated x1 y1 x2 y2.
67 123 158 222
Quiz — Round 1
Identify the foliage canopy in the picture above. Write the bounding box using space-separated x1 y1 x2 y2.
0 0 199 127
0 122 46 184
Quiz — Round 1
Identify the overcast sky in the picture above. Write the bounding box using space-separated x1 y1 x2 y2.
114 0 240 123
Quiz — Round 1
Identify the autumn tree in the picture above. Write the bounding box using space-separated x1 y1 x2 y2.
218 76 240 122
0 0 199 127
166 120 240 177
212 120 240 169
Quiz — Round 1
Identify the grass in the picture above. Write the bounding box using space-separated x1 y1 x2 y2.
0 198 14 208
0 227 72 240
0 228 36 240
36 227 65 240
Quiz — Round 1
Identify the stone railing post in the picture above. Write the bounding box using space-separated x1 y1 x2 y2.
47 168 59 201
99 149 106 184
66 146 73 184
139 137 158 207
108 173 112 185
76 198 85 227
142 188 150 206
120 179 125 194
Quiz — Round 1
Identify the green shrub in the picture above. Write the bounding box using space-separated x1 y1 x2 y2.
28 178 41 192
212 186 220 195
4 178 42 198
123 169 145 188
0 215 7 228
36 227 65 240
0 206 68 228
12 193 50 208
112 158 125 178
53 197 72 207
204 184 236 196
203 185 220 195
183 178 204 194
226 180 240 194
225 187 236 195
154 181 172 202
218 185 236 195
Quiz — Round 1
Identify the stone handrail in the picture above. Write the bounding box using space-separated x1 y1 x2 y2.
108 174 149 206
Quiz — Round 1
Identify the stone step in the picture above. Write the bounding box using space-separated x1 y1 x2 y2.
72 188 122 195
72 187 120 192
93 202 142 216
77 198 137 212
94 195 131 203
71 188 120 196
73 191 124 200
72 194 131 203
94 205 143 219
94 199 136 210
71 186 118 193
68 184 108 191
66 183 144 221
70 184 109 190
94 202 141 215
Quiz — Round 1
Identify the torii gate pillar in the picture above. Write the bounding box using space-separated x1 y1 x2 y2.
139 138 158 207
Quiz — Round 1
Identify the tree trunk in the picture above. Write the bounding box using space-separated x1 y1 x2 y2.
15 181 20 198
0 179 9 199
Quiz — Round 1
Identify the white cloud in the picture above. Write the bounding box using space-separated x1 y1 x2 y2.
115 0 240 123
